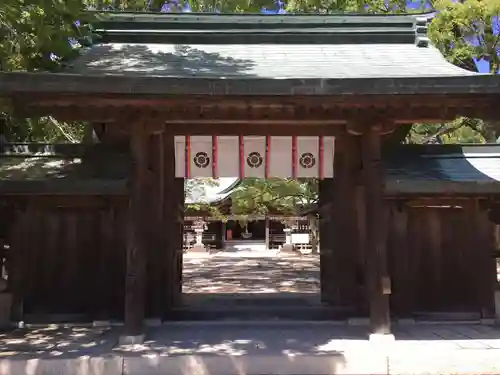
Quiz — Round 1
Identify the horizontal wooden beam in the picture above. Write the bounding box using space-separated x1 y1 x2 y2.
13 92 500 107
17 104 495 127
163 123 343 136
12 92 499 128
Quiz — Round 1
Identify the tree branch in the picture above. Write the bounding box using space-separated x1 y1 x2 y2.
420 123 464 144
47 116 78 143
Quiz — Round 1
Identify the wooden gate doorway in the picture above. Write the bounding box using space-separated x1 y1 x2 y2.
130 127 380 334
164 136 336 320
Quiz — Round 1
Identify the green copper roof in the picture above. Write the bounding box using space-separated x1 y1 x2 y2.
63 42 471 79
60 12 470 80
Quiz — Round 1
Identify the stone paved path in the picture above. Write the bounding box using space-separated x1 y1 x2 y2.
182 249 320 294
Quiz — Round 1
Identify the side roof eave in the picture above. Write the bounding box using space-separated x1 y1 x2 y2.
2 72 500 97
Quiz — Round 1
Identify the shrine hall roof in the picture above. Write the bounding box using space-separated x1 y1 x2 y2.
185 178 241 204
1 12 500 96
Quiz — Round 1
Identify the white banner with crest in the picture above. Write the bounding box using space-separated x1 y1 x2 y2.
175 136 334 178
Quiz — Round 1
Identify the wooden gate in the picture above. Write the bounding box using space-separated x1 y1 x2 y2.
143 133 185 317
164 178 184 312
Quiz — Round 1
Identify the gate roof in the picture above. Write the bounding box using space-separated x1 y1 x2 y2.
1 12 500 97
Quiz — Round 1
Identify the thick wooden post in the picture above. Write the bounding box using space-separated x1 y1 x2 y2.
122 121 149 342
319 135 360 310
170 177 185 308
361 125 391 336
161 132 185 313
318 178 335 305
335 135 360 311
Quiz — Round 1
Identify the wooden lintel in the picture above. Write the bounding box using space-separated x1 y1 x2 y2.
15 93 499 126
163 123 342 136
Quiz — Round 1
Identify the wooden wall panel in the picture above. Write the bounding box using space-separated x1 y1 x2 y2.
8 200 127 320
386 201 496 317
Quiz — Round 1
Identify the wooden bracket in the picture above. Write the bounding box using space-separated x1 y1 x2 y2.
346 116 397 136
346 120 364 135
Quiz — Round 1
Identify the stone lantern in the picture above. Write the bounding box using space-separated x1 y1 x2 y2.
191 219 207 252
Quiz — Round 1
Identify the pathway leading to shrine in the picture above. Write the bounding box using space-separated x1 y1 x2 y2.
182 245 320 295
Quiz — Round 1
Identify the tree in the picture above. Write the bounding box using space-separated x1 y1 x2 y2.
184 178 227 219
230 178 320 252
426 0 500 143
0 0 94 142
230 178 317 217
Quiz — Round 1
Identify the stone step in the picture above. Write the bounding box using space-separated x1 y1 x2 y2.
164 306 352 321
183 293 321 307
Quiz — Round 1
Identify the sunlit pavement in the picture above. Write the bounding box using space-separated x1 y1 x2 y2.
183 243 320 294
3 323 500 375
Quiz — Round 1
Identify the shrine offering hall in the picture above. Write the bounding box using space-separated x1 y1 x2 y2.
1 11 500 342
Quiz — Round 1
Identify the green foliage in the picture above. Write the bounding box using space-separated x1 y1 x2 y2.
429 0 500 73
0 0 94 142
0 0 93 72
230 178 317 217
184 178 229 219
408 119 486 144
426 0 500 142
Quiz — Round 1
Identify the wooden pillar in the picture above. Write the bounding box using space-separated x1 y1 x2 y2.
318 178 335 305
146 132 165 319
335 135 360 311
162 131 185 313
361 125 391 335
123 122 149 340
170 178 185 308
474 201 496 318
9 207 27 323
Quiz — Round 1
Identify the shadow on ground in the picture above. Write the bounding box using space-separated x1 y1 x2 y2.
2 324 500 359
0 325 118 359
182 255 320 294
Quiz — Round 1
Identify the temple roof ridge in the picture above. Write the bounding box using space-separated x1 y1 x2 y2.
94 11 435 45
